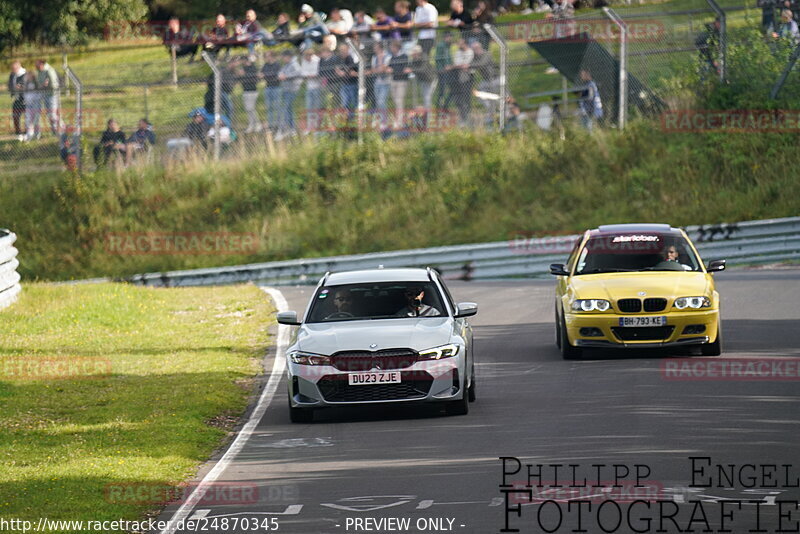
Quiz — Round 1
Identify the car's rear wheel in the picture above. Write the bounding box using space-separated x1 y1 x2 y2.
701 322 722 356
288 391 314 423
559 312 582 360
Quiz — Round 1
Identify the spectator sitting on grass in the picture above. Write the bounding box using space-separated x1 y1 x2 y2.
164 18 199 62
125 118 156 165
203 14 232 57
93 118 126 167
326 8 354 35
273 13 292 39
59 125 81 170
236 10 276 53
372 8 399 40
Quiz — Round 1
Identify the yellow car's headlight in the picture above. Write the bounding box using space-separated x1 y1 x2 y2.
571 299 611 312
673 296 711 310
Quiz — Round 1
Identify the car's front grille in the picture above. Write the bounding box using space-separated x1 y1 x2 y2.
330 349 418 372
611 326 675 341
643 298 667 312
616 299 642 313
318 371 434 402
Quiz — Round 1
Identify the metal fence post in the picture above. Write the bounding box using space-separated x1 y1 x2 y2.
483 24 508 132
202 51 221 161
706 0 726 82
171 45 178 86
771 43 800 99
346 38 365 145
64 66 83 172
603 8 627 129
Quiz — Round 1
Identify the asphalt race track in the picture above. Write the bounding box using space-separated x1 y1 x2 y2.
155 268 800 534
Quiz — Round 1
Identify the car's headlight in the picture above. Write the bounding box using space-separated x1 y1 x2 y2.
418 344 461 360
571 299 611 312
673 296 711 310
288 350 331 365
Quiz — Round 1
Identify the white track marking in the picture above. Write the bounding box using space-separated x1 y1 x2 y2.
188 510 210 520
158 287 289 534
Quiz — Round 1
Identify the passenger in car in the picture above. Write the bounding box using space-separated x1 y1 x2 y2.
394 286 440 317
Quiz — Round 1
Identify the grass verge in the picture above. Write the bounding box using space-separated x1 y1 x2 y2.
0 283 273 528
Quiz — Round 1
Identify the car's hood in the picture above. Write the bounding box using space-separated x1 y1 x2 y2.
295 318 455 354
570 272 710 299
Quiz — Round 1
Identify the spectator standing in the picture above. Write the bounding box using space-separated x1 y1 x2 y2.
388 40 410 128
578 69 602 131
695 18 721 77
470 41 500 124
93 118 126 166
373 8 399 40
353 11 375 36
407 45 436 121
393 1 414 42
370 42 393 129
318 45 339 120
22 71 40 141
775 9 800 42
434 32 453 110
448 0 474 36
164 18 199 62
125 118 156 165
759 0 778 32
240 56 261 133
278 50 303 134
414 0 439 56
7 61 26 140
262 51 282 132
36 60 61 135
327 8 355 35
449 38 474 125
333 43 359 116
470 1 494 49
301 48 322 133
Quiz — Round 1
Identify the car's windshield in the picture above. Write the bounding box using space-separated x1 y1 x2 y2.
574 232 701 275
306 281 447 323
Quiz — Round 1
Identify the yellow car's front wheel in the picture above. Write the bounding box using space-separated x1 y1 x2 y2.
557 309 582 360
700 320 722 356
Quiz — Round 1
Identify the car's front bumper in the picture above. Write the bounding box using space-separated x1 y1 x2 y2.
565 309 719 348
288 358 466 409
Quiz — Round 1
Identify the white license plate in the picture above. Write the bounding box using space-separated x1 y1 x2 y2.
619 316 667 327
348 371 401 386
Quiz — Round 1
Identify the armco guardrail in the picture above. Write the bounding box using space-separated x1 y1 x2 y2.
126 217 800 287
0 229 21 310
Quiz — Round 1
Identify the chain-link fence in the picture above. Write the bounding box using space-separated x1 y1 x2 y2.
0 7 761 173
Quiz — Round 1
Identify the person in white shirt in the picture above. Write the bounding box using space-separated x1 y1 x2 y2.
326 8 354 35
300 48 322 132
414 0 439 56
370 42 393 129
449 38 473 125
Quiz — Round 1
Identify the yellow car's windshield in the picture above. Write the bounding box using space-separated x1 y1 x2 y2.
575 232 701 275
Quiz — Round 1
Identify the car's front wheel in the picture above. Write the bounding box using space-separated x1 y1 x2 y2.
468 365 476 402
559 312 582 360
288 391 314 423
446 389 469 416
701 322 722 356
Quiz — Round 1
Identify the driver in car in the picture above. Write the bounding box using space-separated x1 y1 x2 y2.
663 244 692 270
394 286 441 317
325 289 355 319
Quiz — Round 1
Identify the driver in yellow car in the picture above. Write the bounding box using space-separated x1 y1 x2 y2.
663 244 692 270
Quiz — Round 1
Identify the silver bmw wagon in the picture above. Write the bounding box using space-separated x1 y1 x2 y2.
277 268 478 422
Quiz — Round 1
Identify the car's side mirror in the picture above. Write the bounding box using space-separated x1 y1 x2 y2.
706 259 726 272
550 263 569 276
276 311 300 325
454 302 478 318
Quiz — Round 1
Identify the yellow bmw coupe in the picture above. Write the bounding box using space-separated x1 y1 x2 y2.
549 224 726 359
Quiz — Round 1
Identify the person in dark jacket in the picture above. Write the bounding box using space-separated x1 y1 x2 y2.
163 18 199 62
184 111 209 149
406 45 436 123
93 118 126 166
8 61 26 139
125 118 156 165
261 50 282 132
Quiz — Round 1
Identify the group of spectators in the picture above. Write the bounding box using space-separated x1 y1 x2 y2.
759 0 800 41
7 60 62 142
